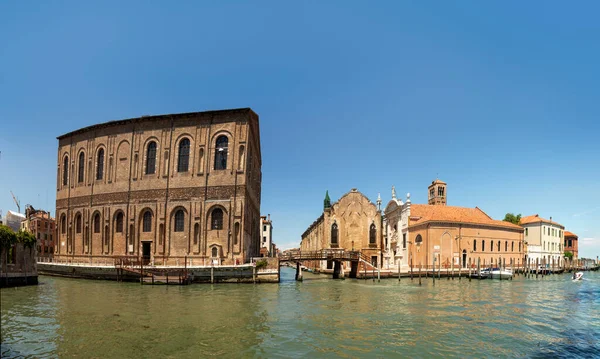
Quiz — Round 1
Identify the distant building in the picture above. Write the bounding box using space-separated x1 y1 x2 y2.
385 180 524 271
301 189 383 270
563 231 578 261
4 211 25 232
0 225 38 287
21 206 56 258
260 214 274 257
520 214 565 267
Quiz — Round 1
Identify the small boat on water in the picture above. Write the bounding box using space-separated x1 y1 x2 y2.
572 272 583 281
468 271 489 279
477 268 513 280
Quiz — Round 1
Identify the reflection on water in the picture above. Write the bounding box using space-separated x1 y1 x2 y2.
2 269 599 358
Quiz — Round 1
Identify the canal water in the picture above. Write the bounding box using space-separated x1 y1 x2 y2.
1 268 599 358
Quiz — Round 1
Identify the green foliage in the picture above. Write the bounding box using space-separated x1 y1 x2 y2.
255 259 268 269
0 225 17 249
16 229 36 249
564 251 573 259
503 213 522 225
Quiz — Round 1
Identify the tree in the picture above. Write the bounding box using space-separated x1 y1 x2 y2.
16 230 37 249
503 213 522 225
564 251 573 259
0 225 17 249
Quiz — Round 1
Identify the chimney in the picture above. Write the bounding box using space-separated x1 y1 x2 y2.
268 214 271 221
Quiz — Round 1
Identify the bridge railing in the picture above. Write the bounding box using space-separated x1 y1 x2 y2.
280 249 362 261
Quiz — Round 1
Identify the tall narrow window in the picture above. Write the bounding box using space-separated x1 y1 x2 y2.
497 241 500 251
505 241 508 252
76 214 82 234
194 223 199 245
143 211 152 232
238 145 245 171
61 215 66 234
403 233 407 249
212 247 218 257
115 212 123 233
78 152 85 183
483 240 486 251
174 210 185 232
331 223 338 246
146 141 157 175
198 148 204 173
63 156 69 186
93 213 100 233
234 222 240 245
211 208 223 230
512 241 514 252
369 224 376 244
474 240 477 252
96 149 104 180
525 228 528 236
177 138 190 172
214 135 228 170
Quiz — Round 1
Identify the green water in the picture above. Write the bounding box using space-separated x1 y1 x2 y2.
1 268 599 358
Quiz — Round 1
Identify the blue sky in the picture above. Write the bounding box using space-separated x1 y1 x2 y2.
1 1 599 257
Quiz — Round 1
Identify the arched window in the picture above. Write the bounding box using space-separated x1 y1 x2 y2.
177 138 190 172
511 241 514 252
93 213 100 233
78 152 85 183
143 211 152 232
63 156 69 186
234 222 240 245
331 223 338 246
214 135 228 170
211 208 223 230
238 145 245 171
96 149 104 180
174 210 185 232
212 247 218 257
61 215 66 234
369 224 376 244
505 241 508 252
482 240 486 251
473 240 477 252
497 241 501 251
415 234 423 245
76 214 82 234
115 212 124 233
146 141 157 175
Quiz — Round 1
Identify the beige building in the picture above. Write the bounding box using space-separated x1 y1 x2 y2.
300 189 383 270
520 214 565 267
386 180 524 271
54 108 262 266
260 214 274 257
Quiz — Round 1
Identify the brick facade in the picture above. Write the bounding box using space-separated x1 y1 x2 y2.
54 108 262 265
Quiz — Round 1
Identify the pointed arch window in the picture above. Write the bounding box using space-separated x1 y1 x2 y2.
115 212 124 233
234 222 240 245
214 135 228 170
96 149 104 180
76 214 82 234
78 152 85 183
146 141 157 175
212 247 218 257
63 156 69 186
331 223 338 247
369 224 376 245
143 211 152 232
61 215 66 234
177 138 190 172
93 213 101 233
211 208 223 230
174 210 185 232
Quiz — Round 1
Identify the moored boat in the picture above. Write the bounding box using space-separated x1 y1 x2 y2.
572 272 583 281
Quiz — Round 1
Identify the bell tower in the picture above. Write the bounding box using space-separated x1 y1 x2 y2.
428 179 447 206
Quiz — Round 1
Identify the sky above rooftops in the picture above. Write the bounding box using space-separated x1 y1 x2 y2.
0 1 598 257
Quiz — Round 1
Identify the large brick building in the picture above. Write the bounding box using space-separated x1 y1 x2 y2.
21 206 55 258
54 108 262 266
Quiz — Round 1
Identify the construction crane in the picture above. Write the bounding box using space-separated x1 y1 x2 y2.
10 190 20 213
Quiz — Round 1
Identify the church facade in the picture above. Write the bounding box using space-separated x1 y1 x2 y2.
300 189 383 271
54 108 262 266
384 180 525 272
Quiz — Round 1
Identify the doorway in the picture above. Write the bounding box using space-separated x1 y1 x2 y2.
462 250 467 268
142 242 151 265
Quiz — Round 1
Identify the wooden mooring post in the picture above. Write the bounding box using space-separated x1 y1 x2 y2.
410 257 413 281
419 262 422 285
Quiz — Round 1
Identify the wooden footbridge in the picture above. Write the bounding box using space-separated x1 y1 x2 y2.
279 249 379 280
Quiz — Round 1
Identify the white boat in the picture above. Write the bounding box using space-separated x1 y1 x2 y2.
482 268 513 279
572 272 583 281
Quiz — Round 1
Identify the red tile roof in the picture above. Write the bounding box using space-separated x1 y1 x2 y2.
519 214 564 228
564 231 578 238
409 204 523 230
